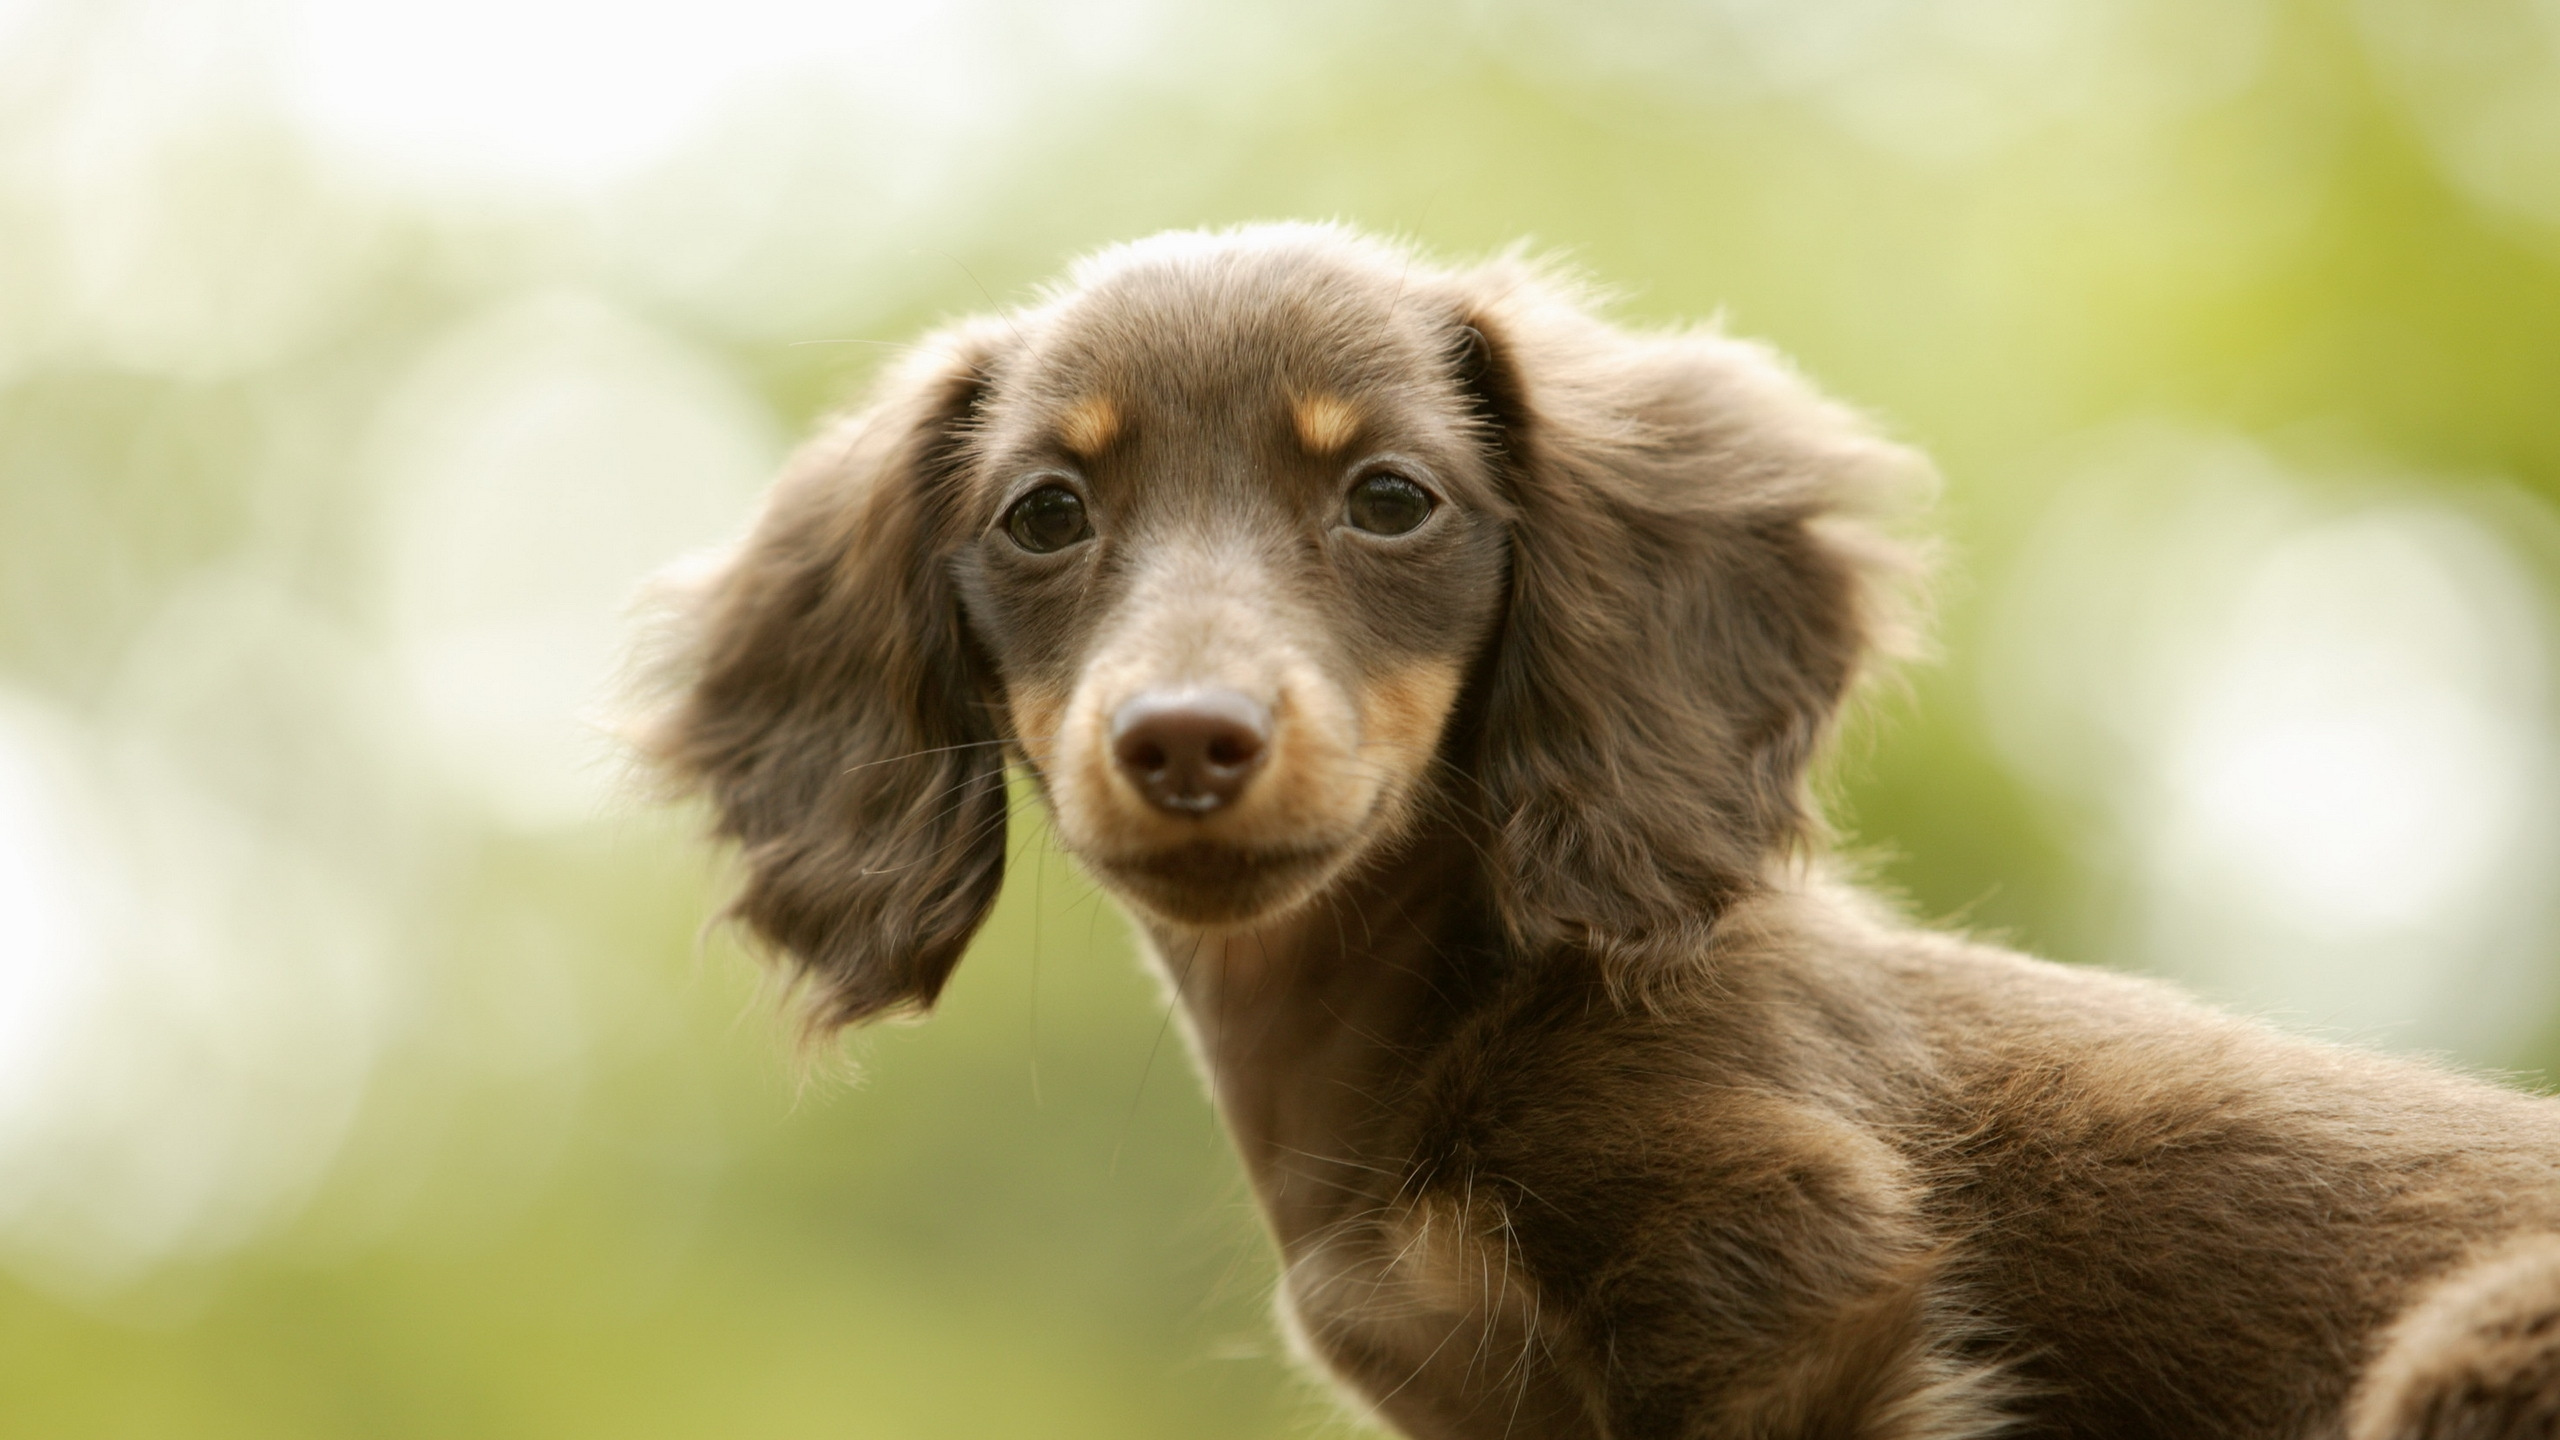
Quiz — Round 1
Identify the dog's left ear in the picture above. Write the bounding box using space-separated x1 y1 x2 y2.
1437 267 1928 992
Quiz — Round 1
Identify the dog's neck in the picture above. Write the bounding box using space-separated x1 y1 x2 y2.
1136 822 1496 1242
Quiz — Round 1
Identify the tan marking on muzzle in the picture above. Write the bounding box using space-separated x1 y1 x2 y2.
1357 661 1466 772
1057 396 1121 456
1007 681 1069 772
1290 393 1364 455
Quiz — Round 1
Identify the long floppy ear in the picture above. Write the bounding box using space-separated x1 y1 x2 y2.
1443 266 1928 995
634 322 1016 1034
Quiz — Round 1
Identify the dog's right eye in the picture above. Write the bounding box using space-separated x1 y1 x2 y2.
1003 485 1092 553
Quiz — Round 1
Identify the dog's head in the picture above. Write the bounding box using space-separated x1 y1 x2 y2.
635 225 1923 1031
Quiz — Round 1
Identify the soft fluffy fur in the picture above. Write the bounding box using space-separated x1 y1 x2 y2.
634 224 2560 1438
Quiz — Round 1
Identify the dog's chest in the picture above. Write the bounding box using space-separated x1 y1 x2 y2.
1276 1192 1598 1439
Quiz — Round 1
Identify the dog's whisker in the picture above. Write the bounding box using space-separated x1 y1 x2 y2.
1113 930 1202 1177
852 779 1037 876
837 734 1053 779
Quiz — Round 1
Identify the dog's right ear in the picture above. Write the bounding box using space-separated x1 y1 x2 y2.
631 321 1017 1036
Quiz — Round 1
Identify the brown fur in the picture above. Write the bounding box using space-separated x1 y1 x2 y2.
632 224 2560 1438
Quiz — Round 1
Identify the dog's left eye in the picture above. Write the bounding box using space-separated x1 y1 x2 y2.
1345 473 1434 537
1004 485 1093 553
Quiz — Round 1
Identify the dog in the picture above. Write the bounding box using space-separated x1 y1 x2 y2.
632 224 2560 1438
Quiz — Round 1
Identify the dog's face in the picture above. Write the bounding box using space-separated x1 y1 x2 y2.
641 225 1916 1030
949 252 1510 927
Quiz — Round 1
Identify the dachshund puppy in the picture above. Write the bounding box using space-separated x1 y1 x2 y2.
634 224 2560 1439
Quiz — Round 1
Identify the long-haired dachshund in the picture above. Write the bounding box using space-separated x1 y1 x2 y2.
633 225 2560 1438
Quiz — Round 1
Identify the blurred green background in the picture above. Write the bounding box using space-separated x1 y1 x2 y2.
5 0 2560 1434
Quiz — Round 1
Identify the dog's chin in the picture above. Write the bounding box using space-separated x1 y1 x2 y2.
1088 838 1359 931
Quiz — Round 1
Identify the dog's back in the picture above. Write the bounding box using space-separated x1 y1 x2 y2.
1870 914 2560 1435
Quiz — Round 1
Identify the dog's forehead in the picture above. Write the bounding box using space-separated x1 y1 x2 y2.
1000 252 1455 444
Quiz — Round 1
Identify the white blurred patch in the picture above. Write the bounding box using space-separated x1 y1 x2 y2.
275 0 1163 189
282 0 817 187
2153 515 2546 936
367 291 777 828
0 0 386 380
1985 428 2560 1061
0 574 425 1299
0 701 108 1159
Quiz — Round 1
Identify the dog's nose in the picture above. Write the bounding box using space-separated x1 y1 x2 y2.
1110 689 1271 815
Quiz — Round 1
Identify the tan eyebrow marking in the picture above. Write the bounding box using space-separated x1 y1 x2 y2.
1057 396 1121 456
1291 393 1364 455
